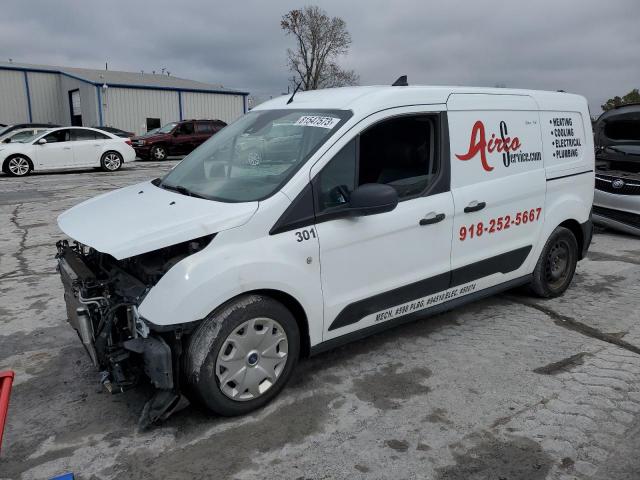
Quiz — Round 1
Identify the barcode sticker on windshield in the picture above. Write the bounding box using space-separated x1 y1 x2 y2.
294 116 340 129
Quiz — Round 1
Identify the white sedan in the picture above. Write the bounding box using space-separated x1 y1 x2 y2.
0 127 136 177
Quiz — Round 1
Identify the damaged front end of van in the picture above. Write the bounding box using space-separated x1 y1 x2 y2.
54 179 258 426
56 234 213 426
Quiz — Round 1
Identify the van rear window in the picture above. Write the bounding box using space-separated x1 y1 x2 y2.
605 120 640 141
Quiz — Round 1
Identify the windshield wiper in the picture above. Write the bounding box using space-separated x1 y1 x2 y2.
160 183 208 199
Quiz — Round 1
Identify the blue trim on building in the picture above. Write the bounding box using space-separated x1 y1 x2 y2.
100 82 249 96
96 86 103 126
23 71 33 122
1 65 65 76
178 91 183 120
0 65 249 96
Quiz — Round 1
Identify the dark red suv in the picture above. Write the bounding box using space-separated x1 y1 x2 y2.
132 119 227 160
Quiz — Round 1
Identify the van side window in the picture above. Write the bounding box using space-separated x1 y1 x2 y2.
604 119 640 141
316 115 438 212
360 116 437 199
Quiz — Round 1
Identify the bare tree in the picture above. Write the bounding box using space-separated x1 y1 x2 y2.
281 6 359 90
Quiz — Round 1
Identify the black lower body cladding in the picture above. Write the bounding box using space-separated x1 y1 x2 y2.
580 215 593 259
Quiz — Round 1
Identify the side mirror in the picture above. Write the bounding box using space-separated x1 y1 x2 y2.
348 183 398 217
172 130 180 137
37 138 47 145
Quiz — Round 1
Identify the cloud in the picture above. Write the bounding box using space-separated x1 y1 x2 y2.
1 0 638 112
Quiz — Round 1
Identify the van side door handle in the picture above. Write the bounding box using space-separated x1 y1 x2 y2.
464 201 486 213
419 213 446 226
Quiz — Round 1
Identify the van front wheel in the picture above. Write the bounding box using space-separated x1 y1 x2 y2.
184 295 300 416
530 226 578 298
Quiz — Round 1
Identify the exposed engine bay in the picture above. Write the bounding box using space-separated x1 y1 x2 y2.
55 234 214 425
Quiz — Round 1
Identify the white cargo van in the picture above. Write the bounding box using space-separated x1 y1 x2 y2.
56 82 594 422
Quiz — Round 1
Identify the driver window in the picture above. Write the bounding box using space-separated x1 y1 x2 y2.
43 129 70 144
316 115 438 212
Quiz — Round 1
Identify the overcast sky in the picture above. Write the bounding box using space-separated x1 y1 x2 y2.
1 0 638 113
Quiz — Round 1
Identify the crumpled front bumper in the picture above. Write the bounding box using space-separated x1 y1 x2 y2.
55 241 175 391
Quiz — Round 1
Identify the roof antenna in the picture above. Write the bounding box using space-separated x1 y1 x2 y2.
287 81 303 104
392 75 408 87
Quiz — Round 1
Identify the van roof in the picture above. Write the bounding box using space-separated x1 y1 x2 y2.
254 85 587 115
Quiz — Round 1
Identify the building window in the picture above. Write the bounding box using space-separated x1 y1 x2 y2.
68 90 82 126
146 118 161 131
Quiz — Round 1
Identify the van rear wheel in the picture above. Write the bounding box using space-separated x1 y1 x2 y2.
184 295 300 416
530 226 578 298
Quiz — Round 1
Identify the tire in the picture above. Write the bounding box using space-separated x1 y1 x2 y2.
5 155 32 177
184 294 300 416
100 151 123 172
150 145 167 161
530 226 578 298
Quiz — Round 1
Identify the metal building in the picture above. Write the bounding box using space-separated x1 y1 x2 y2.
0 61 249 135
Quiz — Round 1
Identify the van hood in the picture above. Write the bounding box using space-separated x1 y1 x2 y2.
58 181 258 259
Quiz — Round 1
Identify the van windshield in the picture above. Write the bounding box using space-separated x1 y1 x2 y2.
159 109 351 202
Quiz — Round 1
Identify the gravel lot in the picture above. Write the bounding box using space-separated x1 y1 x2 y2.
1 161 640 480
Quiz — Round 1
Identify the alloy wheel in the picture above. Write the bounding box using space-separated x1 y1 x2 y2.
103 153 121 171
215 317 289 401
7 157 30 176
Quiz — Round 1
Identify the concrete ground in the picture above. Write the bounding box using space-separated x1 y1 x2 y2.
1 161 640 480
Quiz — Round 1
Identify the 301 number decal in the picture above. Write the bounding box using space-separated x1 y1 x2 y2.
459 207 542 241
295 228 317 242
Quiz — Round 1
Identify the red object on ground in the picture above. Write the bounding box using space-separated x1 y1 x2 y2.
0 370 15 455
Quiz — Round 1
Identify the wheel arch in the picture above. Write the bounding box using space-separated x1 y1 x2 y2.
102 149 123 158
558 218 585 259
150 143 168 153
223 289 311 358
